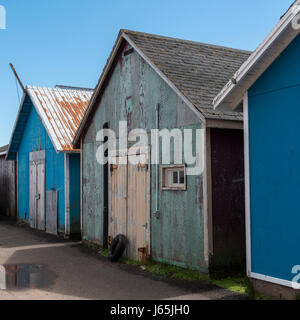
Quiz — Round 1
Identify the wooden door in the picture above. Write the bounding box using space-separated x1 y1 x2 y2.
127 151 150 260
109 156 127 241
29 151 46 231
109 149 150 261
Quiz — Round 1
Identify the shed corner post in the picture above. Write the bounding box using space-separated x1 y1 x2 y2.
64 153 70 236
16 152 19 219
243 91 252 277
80 137 83 239
203 123 212 270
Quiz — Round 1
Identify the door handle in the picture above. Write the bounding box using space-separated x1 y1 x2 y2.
35 194 41 200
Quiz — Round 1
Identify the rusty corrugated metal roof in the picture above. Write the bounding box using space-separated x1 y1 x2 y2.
27 86 93 152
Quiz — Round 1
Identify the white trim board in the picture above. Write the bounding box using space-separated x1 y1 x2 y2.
243 92 252 276
251 272 296 289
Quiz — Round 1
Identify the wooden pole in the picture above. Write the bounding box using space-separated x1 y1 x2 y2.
9 63 25 93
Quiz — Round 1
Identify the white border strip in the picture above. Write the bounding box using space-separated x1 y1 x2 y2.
243 92 252 276
251 272 295 288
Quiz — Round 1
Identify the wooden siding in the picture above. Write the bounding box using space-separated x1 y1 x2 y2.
82 42 206 271
0 155 16 217
69 153 81 234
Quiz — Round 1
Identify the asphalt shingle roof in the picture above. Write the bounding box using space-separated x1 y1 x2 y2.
124 30 251 120
0 145 8 153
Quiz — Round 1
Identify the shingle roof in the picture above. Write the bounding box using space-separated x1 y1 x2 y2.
123 30 251 120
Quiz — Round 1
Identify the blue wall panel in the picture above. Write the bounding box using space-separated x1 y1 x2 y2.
69 153 81 234
17 99 65 232
249 33 300 283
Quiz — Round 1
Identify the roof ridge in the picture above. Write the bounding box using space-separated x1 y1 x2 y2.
121 29 251 54
27 85 94 93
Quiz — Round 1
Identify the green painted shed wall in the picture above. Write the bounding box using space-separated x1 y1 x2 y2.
82 43 206 271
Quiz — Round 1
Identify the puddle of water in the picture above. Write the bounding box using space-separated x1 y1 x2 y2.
0 264 55 290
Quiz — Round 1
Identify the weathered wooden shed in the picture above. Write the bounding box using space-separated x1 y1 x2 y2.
0 145 17 218
214 0 300 297
74 30 250 273
6 85 93 236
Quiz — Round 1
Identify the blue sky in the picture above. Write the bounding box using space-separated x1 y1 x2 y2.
0 0 293 146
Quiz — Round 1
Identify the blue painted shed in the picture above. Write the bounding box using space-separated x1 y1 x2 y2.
214 1 300 297
6 85 93 236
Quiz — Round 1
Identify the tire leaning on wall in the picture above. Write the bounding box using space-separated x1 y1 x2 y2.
108 234 127 262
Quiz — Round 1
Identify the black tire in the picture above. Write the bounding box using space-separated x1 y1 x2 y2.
108 234 127 262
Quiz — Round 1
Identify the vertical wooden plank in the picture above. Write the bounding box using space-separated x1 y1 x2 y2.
109 157 127 245
29 150 45 231
46 190 58 235
29 159 36 228
127 160 136 259
37 161 45 231
127 148 150 261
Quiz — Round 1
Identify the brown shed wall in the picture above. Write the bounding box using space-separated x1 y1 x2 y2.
0 155 17 218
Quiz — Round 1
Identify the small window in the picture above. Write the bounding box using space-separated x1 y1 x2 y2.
161 166 186 190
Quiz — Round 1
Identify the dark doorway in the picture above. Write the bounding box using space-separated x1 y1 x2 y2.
210 128 246 275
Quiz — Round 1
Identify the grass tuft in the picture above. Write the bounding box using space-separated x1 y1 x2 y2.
91 241 270 299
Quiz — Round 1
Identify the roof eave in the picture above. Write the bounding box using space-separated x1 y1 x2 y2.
213 0 300 111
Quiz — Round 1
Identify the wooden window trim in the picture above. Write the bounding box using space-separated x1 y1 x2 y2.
161 165 187 191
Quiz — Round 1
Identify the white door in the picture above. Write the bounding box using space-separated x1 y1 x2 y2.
29 150 45 231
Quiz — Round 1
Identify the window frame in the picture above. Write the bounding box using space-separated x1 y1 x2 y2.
161 165 187 191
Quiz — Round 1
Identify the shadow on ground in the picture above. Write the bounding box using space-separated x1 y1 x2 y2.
0 219 250 300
